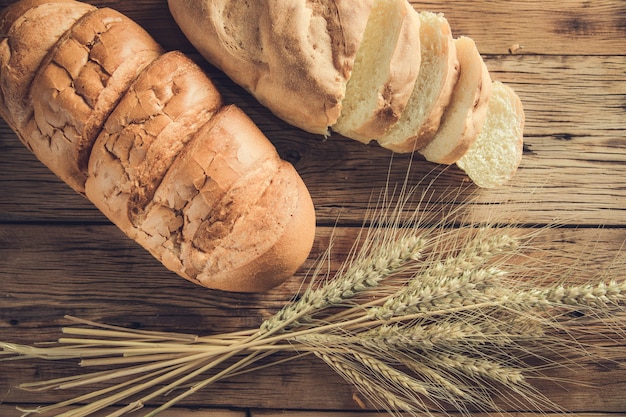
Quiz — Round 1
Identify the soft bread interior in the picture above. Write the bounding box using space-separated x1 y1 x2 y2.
456 81 525 188
332 0 419 143
420 36 492 165
377 11 458 153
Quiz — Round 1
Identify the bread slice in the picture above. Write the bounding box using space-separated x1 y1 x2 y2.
332 0 420 143
377 11 459 153
419 36 492 165
456 81 525 188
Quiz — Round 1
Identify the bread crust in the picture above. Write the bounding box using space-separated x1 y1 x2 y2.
0 1 96 132
86 51 223 234
26 7 164 193
136 106 314 292
0 0 75 35
192 159 316 292
85 56 315 293
168 0 373 135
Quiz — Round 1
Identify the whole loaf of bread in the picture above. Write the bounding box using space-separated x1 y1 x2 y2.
169 0 525 188
0 0 316 292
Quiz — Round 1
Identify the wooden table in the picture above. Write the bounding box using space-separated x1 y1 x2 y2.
1 1 625 416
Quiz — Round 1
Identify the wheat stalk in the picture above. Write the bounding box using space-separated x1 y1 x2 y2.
2 185 625 417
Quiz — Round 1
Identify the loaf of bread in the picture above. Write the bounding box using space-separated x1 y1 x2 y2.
168 0 525 188
0 0 316 292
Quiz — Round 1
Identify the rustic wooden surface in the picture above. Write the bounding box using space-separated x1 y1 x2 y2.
1 0 625 416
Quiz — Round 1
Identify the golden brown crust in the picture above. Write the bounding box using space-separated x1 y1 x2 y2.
86 51 223 234
88 102 315 293
27 7 163 193
0 1 96 131
140 106 315 292
193 160 316 292
0 0 74 36
167 0 373 135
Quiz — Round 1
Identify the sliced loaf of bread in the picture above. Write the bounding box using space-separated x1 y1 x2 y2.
169 1 527 188
332 0 420 143
419 36 492 165
377 11 459 153
455 81 525 188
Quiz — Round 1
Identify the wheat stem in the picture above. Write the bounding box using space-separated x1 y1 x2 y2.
142 350 268 417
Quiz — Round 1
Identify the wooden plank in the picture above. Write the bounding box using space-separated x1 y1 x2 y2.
2 226 624 317
0 405 245 417
1 53 625 226
2 343 625 412
412 0 626 55
1 0 622 56
253 413 626 417
252 413 626 417
1 225 625 412
1 225 625 335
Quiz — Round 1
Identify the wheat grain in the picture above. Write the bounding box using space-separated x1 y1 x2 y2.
315 350 427 414
260 233 428 333
369 267 508 320
430 352 525 385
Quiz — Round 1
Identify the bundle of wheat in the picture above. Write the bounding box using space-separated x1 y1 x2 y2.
2 185 626 417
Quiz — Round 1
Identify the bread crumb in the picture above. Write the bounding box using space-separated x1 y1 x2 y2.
508 44 523 54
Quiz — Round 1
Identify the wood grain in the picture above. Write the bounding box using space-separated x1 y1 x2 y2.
1 53 624 225
0 406 245 417
1 225 625 412
0 0 625 415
